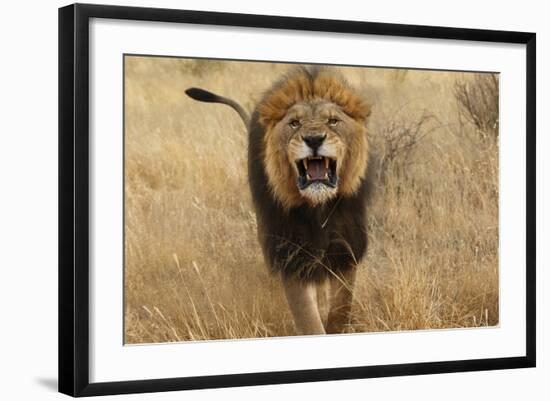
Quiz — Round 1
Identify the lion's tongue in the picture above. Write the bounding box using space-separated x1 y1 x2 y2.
307 159 328 180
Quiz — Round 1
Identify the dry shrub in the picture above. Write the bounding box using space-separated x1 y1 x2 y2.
371 111 434 182
454 73 499 143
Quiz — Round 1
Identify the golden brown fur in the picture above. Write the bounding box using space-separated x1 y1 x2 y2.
257 68 371 209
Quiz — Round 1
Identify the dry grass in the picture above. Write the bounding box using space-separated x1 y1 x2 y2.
124 57 499 344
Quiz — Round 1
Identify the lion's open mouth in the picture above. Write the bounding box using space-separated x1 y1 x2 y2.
296 156 337 190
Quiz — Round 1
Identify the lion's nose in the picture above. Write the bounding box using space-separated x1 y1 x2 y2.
302 134 326 150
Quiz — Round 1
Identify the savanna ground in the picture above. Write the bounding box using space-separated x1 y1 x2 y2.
124 56 499 344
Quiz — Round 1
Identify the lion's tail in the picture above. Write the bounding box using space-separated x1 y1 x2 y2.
185 87 250 129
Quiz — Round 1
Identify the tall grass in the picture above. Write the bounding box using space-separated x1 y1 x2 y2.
124 57 499 343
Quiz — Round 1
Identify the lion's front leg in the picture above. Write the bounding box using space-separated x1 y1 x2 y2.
315 279 330 327
281 278 326 335
326 268 356 334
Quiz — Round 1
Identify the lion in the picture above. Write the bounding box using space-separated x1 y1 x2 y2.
185 67 371 335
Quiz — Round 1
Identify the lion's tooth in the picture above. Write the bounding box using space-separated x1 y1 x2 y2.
324 172 329 179
306 174 312 180
303 159 308 169
324 158 329 169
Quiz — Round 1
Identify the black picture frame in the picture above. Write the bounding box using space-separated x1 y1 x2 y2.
58 3 536 397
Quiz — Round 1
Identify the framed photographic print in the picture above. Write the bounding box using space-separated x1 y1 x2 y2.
58 3 536 397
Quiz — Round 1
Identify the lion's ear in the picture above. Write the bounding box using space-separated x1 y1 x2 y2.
348 100 371 123
330 86 371 122
360 102 372 121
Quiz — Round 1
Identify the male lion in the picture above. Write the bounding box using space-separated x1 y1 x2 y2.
185 67 371 335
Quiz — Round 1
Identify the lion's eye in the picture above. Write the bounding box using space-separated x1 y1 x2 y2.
289 119 301 129
327 118 339 126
